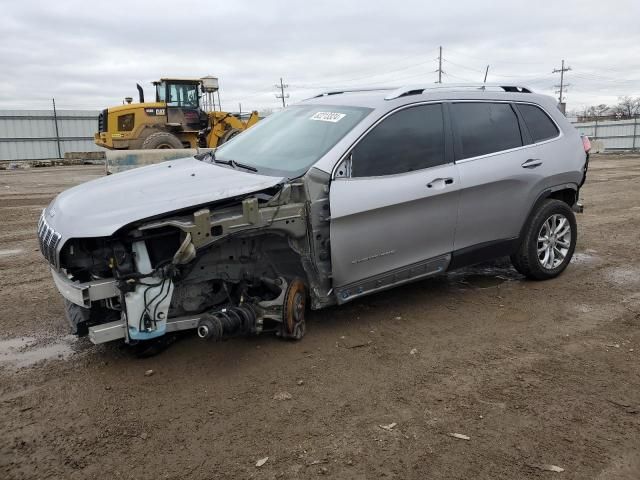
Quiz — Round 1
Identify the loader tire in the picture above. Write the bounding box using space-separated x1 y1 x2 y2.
219 128 242 145
141 132 183 149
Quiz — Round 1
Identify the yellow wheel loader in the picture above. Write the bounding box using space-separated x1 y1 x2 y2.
94 77 259 150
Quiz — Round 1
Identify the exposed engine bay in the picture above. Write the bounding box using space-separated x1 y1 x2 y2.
47 167 333 345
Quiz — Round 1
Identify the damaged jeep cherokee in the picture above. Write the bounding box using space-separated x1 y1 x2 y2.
38 85 589 348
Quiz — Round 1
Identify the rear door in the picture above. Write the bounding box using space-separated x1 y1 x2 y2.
451 101 554 251
329 103 460 301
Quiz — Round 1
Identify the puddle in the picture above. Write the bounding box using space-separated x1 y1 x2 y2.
0 335 76 369
605 266 640 288
0 248 24 257
456 274 507 288
571 252 599 265
448 262 523 289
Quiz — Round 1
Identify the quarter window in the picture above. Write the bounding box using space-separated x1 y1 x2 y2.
451 102 523 160
517 104 560 142
351 103 445 177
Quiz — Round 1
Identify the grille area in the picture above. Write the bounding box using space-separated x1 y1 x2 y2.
37 212 62 268
98 108 108 133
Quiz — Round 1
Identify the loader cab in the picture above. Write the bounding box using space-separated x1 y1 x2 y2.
154 78 208 130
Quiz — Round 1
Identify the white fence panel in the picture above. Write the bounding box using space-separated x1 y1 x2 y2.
0 110 104 160
571 117 639 151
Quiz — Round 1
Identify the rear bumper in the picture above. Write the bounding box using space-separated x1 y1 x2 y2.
51 268 119 308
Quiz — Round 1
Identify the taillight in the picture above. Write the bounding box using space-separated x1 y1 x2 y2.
581 135 591 153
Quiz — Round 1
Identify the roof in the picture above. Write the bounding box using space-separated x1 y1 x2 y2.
154 78 203 84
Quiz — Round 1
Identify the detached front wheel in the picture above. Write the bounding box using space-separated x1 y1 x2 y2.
511 199 577 280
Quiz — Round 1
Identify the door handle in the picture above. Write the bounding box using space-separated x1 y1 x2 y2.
427 177 454 188
521 158 543 168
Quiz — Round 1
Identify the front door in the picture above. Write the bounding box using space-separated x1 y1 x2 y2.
329 103 460 302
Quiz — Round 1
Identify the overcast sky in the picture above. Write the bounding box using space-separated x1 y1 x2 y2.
1 0 639 113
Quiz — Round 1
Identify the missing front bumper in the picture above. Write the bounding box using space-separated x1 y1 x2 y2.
51 268 119 308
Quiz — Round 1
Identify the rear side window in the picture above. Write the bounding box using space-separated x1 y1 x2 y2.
451 102 522 160
517 104 560 142
351 103 445 177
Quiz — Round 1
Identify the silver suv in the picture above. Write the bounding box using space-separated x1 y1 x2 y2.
38 84 588 349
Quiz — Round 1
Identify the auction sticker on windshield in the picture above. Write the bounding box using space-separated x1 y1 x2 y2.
310 111 347 123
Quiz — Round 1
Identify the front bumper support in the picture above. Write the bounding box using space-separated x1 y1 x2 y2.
51 268 119 308
88 315 204 345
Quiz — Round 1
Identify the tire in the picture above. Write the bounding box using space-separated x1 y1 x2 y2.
510 199 577 280
63 299 117 337
130 335 178 358
141 132 183 149
219 128 241 145
63 299 91 336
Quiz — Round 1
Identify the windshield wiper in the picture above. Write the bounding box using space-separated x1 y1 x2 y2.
215 157 257 172
229 160 257 172
198 150 258 172
194 150 215 162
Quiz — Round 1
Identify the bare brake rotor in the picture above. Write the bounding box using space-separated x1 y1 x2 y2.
282 278 306 340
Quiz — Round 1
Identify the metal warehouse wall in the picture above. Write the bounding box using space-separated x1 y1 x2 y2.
571 117 639 151
0 110 104 161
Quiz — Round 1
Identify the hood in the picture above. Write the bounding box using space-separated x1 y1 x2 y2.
47 157 284 238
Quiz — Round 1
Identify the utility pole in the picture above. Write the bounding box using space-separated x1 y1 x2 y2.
52 98 62 159
436 46 443 83
483 65 490 84
553 59 571 114
275 77 289 107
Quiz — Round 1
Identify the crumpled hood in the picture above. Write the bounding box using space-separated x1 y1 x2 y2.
46 157 284 238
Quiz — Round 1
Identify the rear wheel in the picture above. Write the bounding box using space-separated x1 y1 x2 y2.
141 132 183 149
511 199 577 280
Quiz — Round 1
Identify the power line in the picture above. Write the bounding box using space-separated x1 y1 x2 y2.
296 56 437 90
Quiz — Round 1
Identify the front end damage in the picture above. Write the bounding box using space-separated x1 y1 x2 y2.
40 168 334 346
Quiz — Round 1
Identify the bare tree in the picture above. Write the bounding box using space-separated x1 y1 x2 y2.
594 104 609 116
613 96 640 118
579 103 610 121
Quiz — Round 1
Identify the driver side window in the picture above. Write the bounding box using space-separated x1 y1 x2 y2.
351 103 445 177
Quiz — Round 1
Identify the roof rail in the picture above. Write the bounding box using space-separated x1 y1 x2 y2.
310 87 395 98
384 84 533 100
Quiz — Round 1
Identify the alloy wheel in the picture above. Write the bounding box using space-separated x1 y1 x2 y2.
537 213 572 269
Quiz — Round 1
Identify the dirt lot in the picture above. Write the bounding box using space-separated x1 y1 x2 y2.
1 155 639 479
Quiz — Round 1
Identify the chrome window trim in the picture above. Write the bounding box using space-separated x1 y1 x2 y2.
331 98 565 177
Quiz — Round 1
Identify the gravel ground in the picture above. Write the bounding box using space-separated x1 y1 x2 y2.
1 156 639 479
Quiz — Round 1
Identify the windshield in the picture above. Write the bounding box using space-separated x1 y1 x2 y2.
167 83 199 108
213 104 372 177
